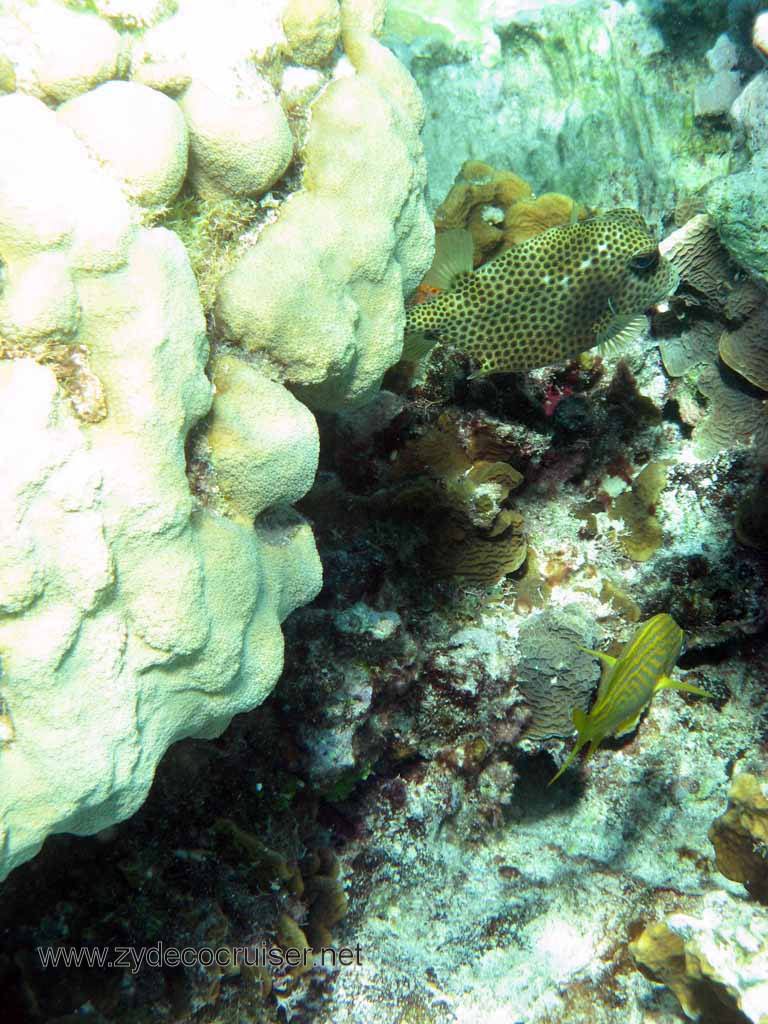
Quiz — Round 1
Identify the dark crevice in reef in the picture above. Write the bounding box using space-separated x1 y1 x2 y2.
680 620 768 668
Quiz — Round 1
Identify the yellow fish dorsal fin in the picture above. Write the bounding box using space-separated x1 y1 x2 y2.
422 228 475 291
654 674 714 698
548 707 591 785
577 645 617 667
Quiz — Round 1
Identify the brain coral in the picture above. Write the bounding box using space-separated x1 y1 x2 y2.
659 214 768 459
516 607 600 741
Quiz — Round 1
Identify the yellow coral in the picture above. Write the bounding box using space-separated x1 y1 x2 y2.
611 462 668 562
388 414 527 584
503 193 587 245
434 160 533 263
709 772 768 903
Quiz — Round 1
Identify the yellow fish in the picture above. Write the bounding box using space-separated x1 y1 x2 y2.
549 613 712 785
404 209 679 376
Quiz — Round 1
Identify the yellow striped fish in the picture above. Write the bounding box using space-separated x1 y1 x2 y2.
549 613 712 785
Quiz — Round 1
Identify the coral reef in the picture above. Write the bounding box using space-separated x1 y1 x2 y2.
197 353 320 527
385 413 528 584
515 606 600 740
3 2 768 1023
0 715 355 1020
0 88 322 883
657 212 768 460
387 0 732 220
0 0 124 103
694 34 741 118
706 152 768 281
630 891 768 1024
709 771 768 903
179 77 293 201
58 80 189 210
431 159 588 266
0 0 428 882
214 29 433 411
611 461 669 562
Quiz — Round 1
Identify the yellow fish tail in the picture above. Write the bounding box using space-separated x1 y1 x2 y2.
548 744 582 786
548 708 590 785
583 736 604 762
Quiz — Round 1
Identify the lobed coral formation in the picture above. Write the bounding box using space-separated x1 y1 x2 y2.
630 891 768 1024
58 80 189 210
709 771 768 904
610 461 669 562
0 0 428 882
383 412 528 585
433 159 588 266
197 352 320 527
658 213 768 459
214 28 433 412
0 87 323 882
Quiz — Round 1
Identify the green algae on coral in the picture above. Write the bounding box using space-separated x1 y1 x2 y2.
153 189 264 313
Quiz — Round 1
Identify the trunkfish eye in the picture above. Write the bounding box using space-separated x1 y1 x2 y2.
629 248 660 272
